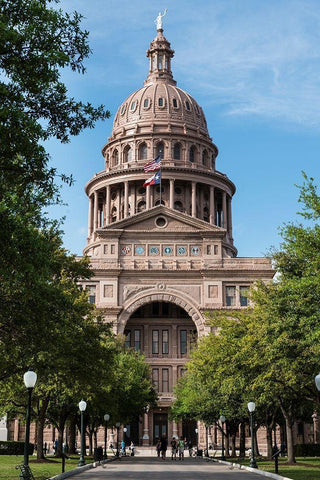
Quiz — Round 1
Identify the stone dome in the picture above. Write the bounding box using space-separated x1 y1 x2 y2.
112 83 209 137
109 28 209 143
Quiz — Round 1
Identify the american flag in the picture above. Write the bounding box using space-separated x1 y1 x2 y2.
143 155 161 172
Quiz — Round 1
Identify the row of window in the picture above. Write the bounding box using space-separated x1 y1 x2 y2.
107 142 215 168
151 366 187 393
85 286 249 307
124 328 197 356
120 97 200 115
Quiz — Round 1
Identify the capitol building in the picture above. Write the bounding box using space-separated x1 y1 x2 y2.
81 20 274 448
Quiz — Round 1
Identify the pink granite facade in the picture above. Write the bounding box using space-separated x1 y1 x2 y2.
81 26 274 448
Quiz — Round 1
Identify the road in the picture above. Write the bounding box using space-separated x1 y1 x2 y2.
69 456 269 480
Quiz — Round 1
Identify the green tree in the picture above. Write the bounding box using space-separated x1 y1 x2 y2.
0 0 110 381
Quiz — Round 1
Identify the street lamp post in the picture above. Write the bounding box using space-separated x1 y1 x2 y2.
22 370 37 472
219 415 226 460
78 400 87 467
248 402 258 468
122 427 127 456
104 414 110 459
195 428 198 456
115 422 120 457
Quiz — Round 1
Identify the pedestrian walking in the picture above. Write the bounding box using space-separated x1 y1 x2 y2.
160 434 168 460
171 437 177 460
178 436 185 460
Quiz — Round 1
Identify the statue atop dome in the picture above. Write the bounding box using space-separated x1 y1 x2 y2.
155 9 167 30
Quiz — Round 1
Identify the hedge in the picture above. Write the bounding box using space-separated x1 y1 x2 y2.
294 443 320 457
0 440 34 455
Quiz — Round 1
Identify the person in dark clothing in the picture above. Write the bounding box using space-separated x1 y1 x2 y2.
160 434 168 460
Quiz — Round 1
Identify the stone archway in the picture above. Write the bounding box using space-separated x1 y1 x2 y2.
117 287 206 335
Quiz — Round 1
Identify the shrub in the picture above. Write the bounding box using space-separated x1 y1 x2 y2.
0 441 34 455
294 443 320 457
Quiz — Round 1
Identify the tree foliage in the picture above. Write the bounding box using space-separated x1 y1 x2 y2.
172 173 320 462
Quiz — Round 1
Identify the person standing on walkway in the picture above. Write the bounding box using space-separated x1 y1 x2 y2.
156 438 161 457
160 434 168 460
178 437 185 460
171 437 177 460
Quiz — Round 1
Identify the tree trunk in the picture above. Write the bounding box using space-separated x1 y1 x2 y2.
89 431 93 456
279 400 296 464
68 417 77 454
266 425 273 460
239 422 246 458
231 433 236 457
94 430 97 449
284 416 295 464
36 417 45 460
35 397 50 460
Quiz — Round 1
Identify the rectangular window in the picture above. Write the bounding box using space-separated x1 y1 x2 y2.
189 330 197 351
180 330 187 355
162 330 169 354
152 330 159 354
226 286 236 306
134 330 141 352
240 286 249 306
152 368 159 392
111 244 115 254
125 330 131 349
162 368 169 392
86 285 96 304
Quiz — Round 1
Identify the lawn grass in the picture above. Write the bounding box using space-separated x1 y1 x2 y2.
0 454 94 480
228 456 320 480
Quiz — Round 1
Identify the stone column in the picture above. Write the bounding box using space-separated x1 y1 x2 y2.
169 179 175 209
228 195 233 240
172 420 178 440
191 182 196 217
116 188 120 221
142 413 150 446
13 418 19 441
146 185 151 210
88 194 93 238
94 190 99 231
124 181 129 218
132 184 136 215
222 191 227 229
209 185 215 225
105 185 110 225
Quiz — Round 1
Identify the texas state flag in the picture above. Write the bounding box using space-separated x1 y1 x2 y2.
143 170 161 187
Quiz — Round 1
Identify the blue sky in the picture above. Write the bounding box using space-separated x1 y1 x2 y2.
47 0 320 257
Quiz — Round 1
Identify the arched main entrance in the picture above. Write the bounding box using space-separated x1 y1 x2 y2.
123 300 198 446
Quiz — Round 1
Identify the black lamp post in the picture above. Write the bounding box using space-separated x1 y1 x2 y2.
219 415 226 460
78 400 87 467
248 402 258 468
22 370 37 473
116 422 120 457
104 414 110 458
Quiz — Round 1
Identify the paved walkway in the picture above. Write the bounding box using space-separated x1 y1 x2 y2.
69 456 269 480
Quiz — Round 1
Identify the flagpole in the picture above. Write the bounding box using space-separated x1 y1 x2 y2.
160 167 162 205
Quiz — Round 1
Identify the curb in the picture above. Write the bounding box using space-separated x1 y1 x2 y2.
210 458 293 480
48 458 116 480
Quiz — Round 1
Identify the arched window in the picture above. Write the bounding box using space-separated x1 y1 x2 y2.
156 142 164 159
137 201 146 212
173 143 181 160
155 200 165 206
174 201 183 212
139 143 148 160
111 207 117 222
203 207 209 222
202 150 208 166
189 146 196 163
112 149 119 166
123 145 132 163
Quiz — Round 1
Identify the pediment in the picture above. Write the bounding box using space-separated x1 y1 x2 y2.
96 206 225 235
